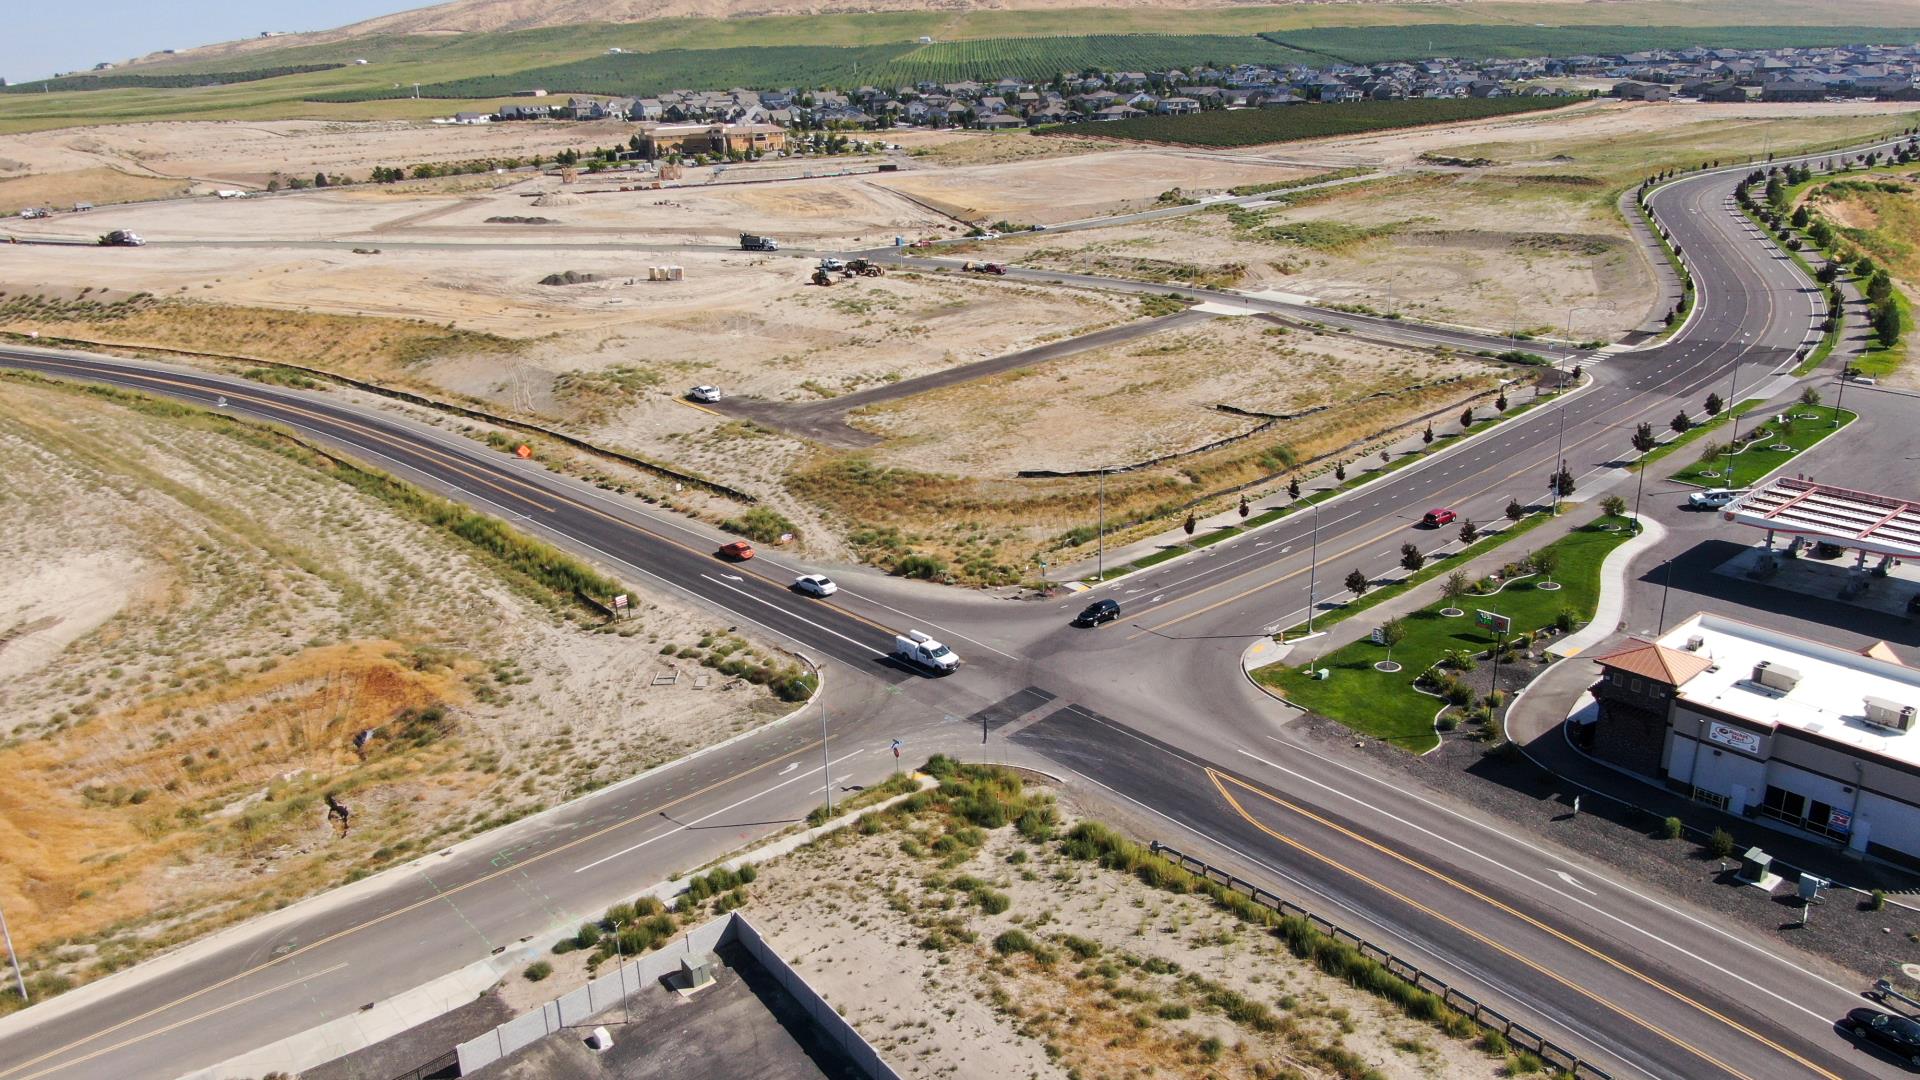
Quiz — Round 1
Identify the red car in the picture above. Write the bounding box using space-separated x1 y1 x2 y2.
1421 508 1458 528
717 540 756 561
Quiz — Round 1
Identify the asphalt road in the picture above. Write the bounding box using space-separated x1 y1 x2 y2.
0 136 1913 1080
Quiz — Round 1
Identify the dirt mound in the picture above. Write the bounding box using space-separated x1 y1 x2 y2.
531 192 584 207
539 270 601 286
485 215 557 224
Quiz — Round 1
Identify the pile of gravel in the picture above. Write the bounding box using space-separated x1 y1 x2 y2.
538 270 600 286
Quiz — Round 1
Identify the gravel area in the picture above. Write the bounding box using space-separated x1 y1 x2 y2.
1292 710 1920 987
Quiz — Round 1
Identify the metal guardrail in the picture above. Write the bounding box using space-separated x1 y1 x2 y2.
1149 841 1612 1080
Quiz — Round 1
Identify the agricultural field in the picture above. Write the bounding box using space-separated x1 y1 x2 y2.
0 375 796 1008
1044 97 1576 149
1268 24 1920 65
0 66 347 95
310 35 1316 103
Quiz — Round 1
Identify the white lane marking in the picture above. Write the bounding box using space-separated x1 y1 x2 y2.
779 762 798 776
696 574 885 658
1238 744 1855 1017
1554 871 1597 896
574 748 865 873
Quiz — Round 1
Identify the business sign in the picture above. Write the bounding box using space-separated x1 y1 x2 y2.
1829 807 1853 835
1475 610 1512 633
1706 721 1762 756
612 594 629 610
1370 627 1386 645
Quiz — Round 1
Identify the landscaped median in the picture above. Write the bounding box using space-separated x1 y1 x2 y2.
1669 403 1855 489
1254 514 1636 753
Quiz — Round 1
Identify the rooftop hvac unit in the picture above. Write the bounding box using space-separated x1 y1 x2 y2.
1865 695 1918 732
1685 636 1705 652
1752 660 1801 693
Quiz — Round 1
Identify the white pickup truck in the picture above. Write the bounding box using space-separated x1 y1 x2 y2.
893 629 959 674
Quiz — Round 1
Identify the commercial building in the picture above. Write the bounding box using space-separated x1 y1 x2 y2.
632 121 787 159
1582 612 1920 867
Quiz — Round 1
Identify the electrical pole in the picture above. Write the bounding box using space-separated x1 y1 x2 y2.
0 898 25 1004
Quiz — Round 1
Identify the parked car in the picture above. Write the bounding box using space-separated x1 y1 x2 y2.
1421 508 1458 528
1842 1008 1920 1065
1687 488 1746 509
717 540 755 561
1075 598 1120 626
687 385 722 403
793 573 838 597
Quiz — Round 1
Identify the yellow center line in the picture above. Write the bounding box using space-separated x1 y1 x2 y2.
1207 768 1839 1080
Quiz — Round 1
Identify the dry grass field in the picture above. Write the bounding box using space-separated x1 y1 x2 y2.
0 376 794 1008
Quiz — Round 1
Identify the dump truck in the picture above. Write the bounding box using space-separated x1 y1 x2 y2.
893 630 959 674
98 230 145 247
740 233 779 251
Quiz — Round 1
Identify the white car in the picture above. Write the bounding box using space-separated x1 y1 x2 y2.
794 573 838 597
1688 488 1746 509
976 231 1001 241
818 257 846 272
687 385 722 403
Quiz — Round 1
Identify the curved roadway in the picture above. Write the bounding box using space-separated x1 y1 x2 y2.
0 136 1908 1080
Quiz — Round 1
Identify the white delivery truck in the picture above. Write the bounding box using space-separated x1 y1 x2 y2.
893 629 959 674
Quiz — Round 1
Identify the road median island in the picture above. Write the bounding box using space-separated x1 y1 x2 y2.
1668 404 1855 489
1254 514 1636 753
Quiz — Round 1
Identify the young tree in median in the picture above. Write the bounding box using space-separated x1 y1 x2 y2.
1334 461 1346 481
1379 616 1408 665
1442 570 1472 609
1506 498 1525 522
1632 421 1658 456
1601 493 1628 518
1548 465 1576 500
1288 475 1301 500
1183 513 1197 537
1800 386 1822 407
1671 411 1693 434
1868 271 1894 305
1496 391 1509 412
1423 423 1434 445
1459 518 1479 544
1704 391 1723 417
1345 568 1370 597
1460 406 1475 431
1401 542 1425 573
1530 547 1559 586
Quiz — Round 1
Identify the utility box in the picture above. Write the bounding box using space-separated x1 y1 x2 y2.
1739 846 1771 883
678 954 716 993
1798 873 1828 902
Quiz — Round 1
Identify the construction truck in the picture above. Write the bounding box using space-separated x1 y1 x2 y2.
845 258 883 277
740 233 780 252
809 268 834 287
98 230 145 247
962 261 1006 275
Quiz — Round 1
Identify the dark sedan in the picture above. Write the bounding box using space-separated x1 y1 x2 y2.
1844 1008 1920 1066
1075 598 1120 626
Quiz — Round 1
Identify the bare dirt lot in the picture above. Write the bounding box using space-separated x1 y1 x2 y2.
517 764 1518 1079
852 314 1503 475
0 375 794 1008
871 147 1317 224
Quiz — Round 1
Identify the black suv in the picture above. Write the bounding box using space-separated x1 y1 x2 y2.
1075 599 1120 626
1844 1008 1920 1065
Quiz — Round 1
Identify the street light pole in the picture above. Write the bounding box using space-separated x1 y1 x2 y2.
1305 497 1321 635
1832 368 1847 429
1096 470 1105 580
1551 401 1568 517
1722 355 1742 483
817 663 833 816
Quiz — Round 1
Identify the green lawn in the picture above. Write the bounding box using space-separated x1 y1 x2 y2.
1854 288 1912 379
1670 405 1855 488
1255 515 1635 752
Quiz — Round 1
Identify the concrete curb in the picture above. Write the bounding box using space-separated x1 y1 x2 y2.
1548 518 1668 659
0 671 829 1041
1075 373 1599 591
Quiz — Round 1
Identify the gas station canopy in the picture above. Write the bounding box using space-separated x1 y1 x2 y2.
1726 478 1920 560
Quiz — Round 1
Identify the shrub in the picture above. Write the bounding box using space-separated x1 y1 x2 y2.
1661 816 1684 840
523 960 553 982
1708 827 1737 859
894 552 949 580
720 506 797 543
1872 889 1888 911
977 889 1012 915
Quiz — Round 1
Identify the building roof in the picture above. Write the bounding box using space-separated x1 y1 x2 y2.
1725 477 1920 559
1591 639 1715 685
1654 613 1920 767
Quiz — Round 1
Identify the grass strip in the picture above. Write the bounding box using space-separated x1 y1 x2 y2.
1187 526 1242 548
1635 398 1762 471
3 370 626 613
1257 515 1635 752
1280 508 1556 638
1854 288 1911 379
1670 405 1856 488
